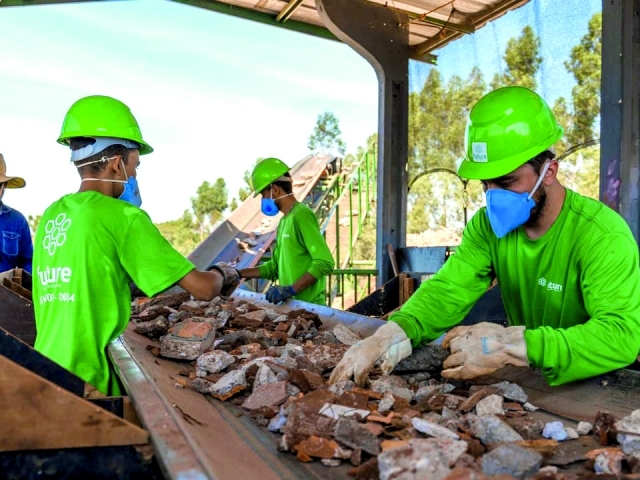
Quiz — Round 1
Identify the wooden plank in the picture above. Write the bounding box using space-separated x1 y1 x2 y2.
398 273 407 304
0 355 149 452
403 276 414 303
11 268 22 286
2 277 31 301
0 327 83 395
0 287 36 346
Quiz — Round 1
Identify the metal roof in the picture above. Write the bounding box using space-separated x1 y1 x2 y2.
171 0 531 62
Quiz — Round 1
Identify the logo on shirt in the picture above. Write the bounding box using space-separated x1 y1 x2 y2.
538 277 563 292
42 213 72 255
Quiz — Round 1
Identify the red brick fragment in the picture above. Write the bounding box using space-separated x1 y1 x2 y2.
294 435 342 462
593 411 619 446
458 387 502 413
212 384 246 401
336 391 369 410
347 457 379 479
242 381 289 411
176 321 213 338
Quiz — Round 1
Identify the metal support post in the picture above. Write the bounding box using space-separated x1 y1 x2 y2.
317 0 409 286
600 0 640 240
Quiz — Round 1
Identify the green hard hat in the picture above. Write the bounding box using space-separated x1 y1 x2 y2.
57 95 153 155
251 157 290 194
458 86 563 180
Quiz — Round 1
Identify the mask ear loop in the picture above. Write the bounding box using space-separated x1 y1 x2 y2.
79 156 127 184
527 161 551 200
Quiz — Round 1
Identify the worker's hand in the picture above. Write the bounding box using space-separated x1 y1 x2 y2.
265 285 295 304
207 262 241 296
441 322 528 380
329 321 412 387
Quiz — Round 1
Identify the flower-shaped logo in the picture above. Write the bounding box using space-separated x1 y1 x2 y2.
42 213 72 256
538 277 547 287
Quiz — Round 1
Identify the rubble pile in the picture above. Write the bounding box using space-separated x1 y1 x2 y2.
132 295 640 480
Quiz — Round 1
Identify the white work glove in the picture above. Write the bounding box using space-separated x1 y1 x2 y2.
329 321 412 387
441 322 529 380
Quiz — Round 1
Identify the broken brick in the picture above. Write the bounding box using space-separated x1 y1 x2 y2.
334 417 381 455
134 316 170 339
242 380 289 411
303 344 350 371
160 319 217 361
347 457 379 480
594 411 619 446
336 391 369 410
294 435 345 462
458 387 501 413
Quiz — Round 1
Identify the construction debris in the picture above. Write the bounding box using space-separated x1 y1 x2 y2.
131 294 640 479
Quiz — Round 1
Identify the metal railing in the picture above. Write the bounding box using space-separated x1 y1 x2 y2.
321 142 378 309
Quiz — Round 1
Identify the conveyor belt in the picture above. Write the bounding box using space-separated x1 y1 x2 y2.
188 155 337 271
110 291 384 480
111 291 640 479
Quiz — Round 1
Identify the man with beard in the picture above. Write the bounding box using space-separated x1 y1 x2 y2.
330 86 640 387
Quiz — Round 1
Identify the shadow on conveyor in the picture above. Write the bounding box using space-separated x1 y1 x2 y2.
348 245 508 327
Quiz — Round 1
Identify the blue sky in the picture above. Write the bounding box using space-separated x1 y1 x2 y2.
0 0 378 223
414 0 601 105
0 0 601 224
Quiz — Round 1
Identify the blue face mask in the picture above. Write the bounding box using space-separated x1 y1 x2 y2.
260 186 292 217
261 197 279 216
485 162 550 238
118 176 142 208
80 157 142 208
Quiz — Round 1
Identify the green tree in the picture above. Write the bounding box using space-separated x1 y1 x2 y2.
492 25 542 90
407 67 486 234
27 214 41 237
191 178 229 241
555 12 602 199
230 197 238 212
564 12 601 145
238 157 263 201
308 112 346 155
155 210 199 256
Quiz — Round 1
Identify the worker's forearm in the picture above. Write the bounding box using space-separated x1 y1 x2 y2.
292 272 318 294
239 267 261 279
178 269 224 301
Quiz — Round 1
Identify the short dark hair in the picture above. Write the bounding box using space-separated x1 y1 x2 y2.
70 137 133 175
272 172 293 195
526 150 555 175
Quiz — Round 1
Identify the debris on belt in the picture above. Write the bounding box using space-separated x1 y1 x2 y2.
131 295 640 479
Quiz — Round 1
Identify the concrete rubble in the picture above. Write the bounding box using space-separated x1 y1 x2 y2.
131 294 640 479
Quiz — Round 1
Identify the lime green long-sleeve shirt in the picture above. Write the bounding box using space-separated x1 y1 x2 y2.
390 189 640 385
259 202 334 305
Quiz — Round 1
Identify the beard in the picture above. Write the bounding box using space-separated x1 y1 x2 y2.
524 185 547 226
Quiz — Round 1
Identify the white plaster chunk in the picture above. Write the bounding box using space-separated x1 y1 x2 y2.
319 403 370 420
196 350 235 377
332 323 362 346
412 417 460 440
475 394 504 416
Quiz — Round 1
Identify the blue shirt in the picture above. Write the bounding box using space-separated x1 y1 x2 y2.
0 203 33 273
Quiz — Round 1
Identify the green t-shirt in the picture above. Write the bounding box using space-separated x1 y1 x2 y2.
390 189 640 385
259 202 334 305
33 192 194 395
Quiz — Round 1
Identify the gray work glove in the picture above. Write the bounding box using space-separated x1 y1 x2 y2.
207 262 241 296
